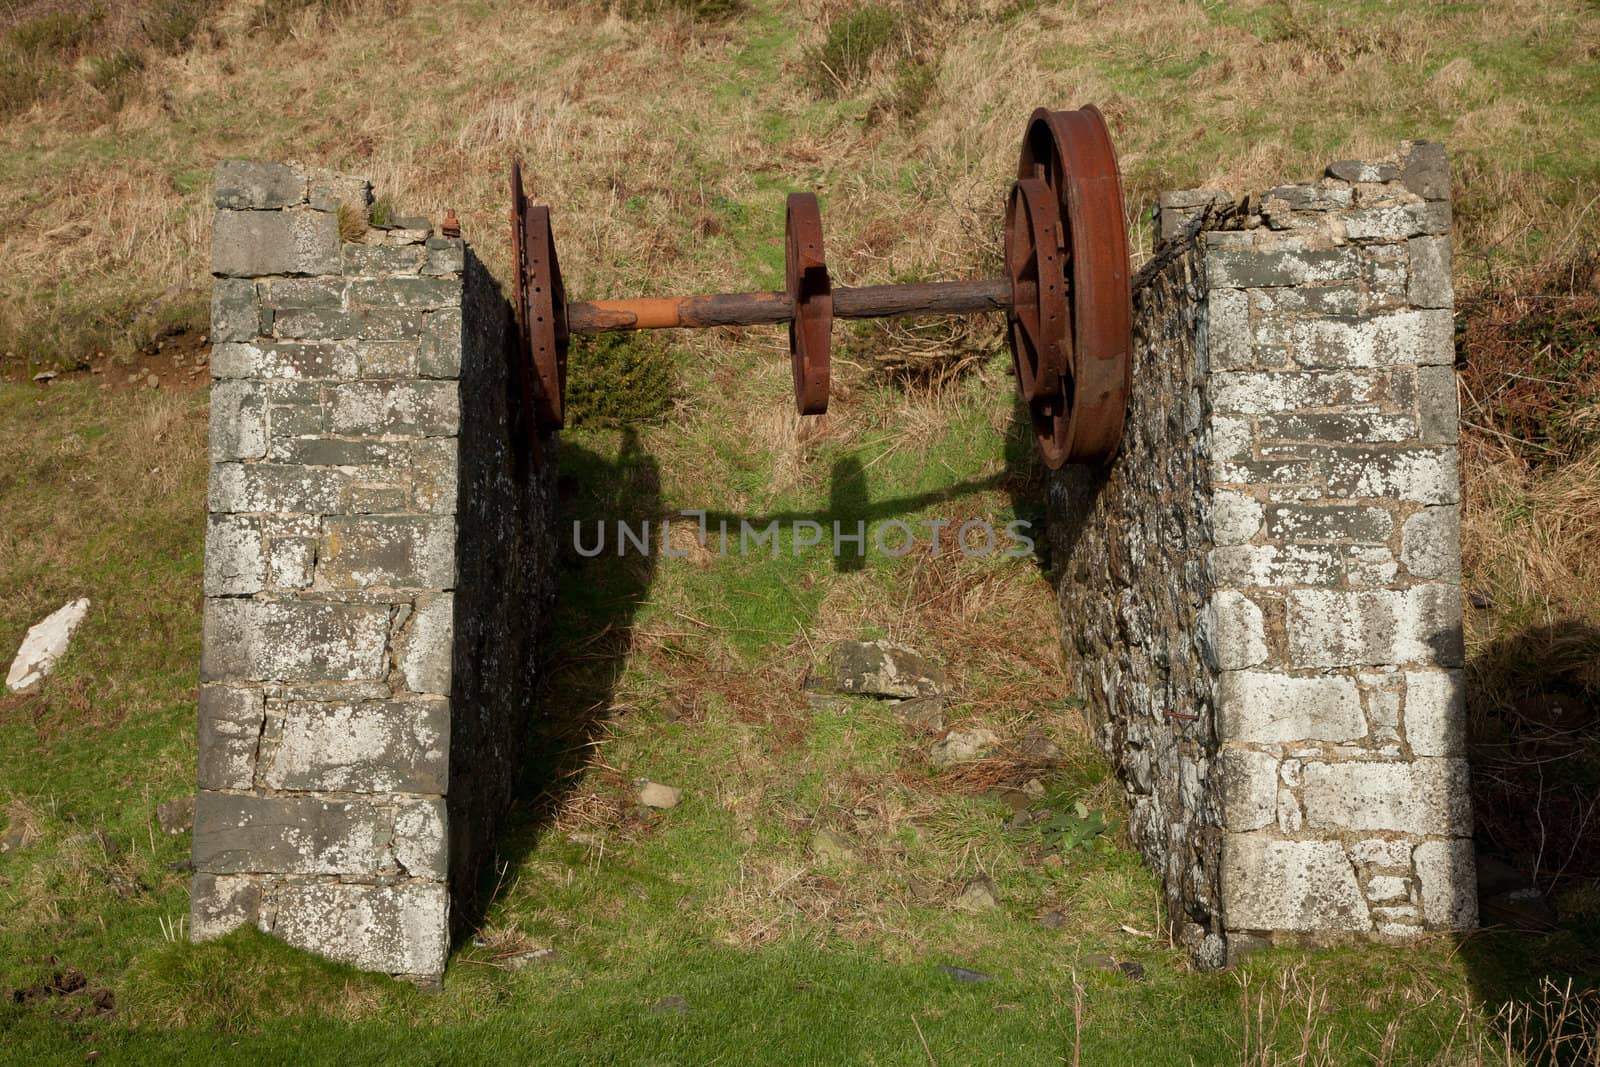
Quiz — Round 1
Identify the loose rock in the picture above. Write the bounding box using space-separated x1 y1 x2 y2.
636 780 682 809
652 994 690 1015
938 964 995 984
930 727 999 766
156 796 194 835
504 948 558 970
892 694 946 734
810 828 858 866
827 640 948 699
6 598 91 694
955 876 999 910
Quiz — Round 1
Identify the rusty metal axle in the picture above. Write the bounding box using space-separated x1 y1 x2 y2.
510 104 1132 470
566 279 1013 334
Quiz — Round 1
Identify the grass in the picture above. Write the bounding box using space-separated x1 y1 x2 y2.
0 0 1597 1062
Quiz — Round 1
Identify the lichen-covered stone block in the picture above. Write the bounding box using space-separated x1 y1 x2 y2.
201 599 390 682
317 516 456 590
1301 758 1471 834
212 279 260 343
262 699 449 793
326 381 461 437
209 381 268 462
1222 836 1368 931
214 161 306 210
1286 585 1463 668
1218 671 1365 742
196 686 267 791
192 793 446 878
213 208 340 277
272 881 449 977
205 515 265 596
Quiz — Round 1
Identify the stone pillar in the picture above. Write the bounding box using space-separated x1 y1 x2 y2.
192 162 556 984
1053 141 1473 967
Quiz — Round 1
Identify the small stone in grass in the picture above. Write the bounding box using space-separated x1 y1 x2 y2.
930 727 999 766
652 994 689 1015
636 780 682 809
156 795 194 835
1037 910 1066 928
938 964 995 984
955 876 999 910
504 948 558 970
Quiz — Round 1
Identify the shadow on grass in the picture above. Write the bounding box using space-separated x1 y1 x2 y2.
1460 619 1600 1053
456 427 662 943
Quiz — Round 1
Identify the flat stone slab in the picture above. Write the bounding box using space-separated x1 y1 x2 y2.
6 598 90 693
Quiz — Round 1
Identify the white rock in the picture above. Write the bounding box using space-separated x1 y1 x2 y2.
637 780 682 809
930 727 999 766
6 598 91 693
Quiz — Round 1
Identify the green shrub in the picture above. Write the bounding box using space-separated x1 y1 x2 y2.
564 332 676 428
805 4 903 97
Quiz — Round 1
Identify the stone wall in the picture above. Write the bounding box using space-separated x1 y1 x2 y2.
1052 142 1474 965
192 162 557 984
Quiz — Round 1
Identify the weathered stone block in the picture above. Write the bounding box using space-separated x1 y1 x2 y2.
1256 412 1417 444
205 515 265 596
201 599 389 682
1413 838 1476 928
1400 505 1460 580
1325 160 1399 184
344 244 423 275
422 238 465 277
211 279 259 343
192 793 446 878
1301 758 1471 834
209 381 268 462
347 278 461 309
420 308 463 378
1400 141 1450 201
1407 236 1453 309
1265 504 1392 543
1218 671 1365 742
269 536 316 590
1416 365 1459 444
262 699 449 793
1404 669 1465 756
1210 370 1388 414
1210 490 1263 546
1345 545 1399 586
326 381 460 437
354 341 418 378
1198 590 1267 670
213 208 340 277
1344 202 1451 241
317 517 456 590
1251 283 1361 316
1289 309 1453 368
408 438 459 513
1210 544 1344 587
189 872 264 942
209 463 352 515
1207 247 1358 289
196 686 267 791
395 594 455 695
271 881 449 977
1285 585 1463 668
1207 288 1252 370
262 278 347 310
214 161 305 210
1217 747 1279 832
1318 447 1458 504
1222 835 1368 931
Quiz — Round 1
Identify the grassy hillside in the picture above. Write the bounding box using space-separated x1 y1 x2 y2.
1 0 1598 1062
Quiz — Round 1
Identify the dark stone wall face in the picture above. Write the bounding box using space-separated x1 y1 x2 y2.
446 248 559 911
1049 238 1225 967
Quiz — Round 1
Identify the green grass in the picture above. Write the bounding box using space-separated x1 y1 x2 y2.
1 0 1599 1061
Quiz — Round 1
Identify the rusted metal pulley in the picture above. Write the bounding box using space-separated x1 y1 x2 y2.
786 192 832 415
507 104 1132 469
510 161 569 442
1010 104 1132 468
